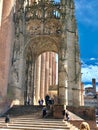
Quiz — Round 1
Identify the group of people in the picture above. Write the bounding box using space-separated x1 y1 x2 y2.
45 94 54 106
38 94 55 106
40 94 55 118
28 94 90 130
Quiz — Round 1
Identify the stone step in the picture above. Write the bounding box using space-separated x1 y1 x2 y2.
1 105 80 130
0 123 69 129
0 116 79 130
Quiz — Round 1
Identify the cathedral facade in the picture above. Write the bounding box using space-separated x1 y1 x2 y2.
0 0 82 113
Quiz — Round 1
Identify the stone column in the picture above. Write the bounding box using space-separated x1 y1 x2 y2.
6 0 23 103
52 52 56 85
81 82 84 106
40 53 46 99
35 55 41 104
27 57 33 102
45 52 49 95
66 1 81 106
1 0 14 99
58 0 68 105
18 40 25 103
0 0 3 26
58 48 68 105
67 31 76 106
75 32 81 105
17 3 27 103
56 54 58 85
31 58 36 105
49 52 53 86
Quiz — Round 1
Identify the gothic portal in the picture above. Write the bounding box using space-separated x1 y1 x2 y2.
0 0 82 112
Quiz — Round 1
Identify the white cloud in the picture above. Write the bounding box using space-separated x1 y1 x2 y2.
82 59 98 91
82 66 98 81
90 58 96 61
81 59 98 83
84 84 92 88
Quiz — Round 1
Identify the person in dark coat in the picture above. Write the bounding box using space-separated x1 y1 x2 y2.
42 107 47 118
45 94 50 106
5 115 10 127
62 109 66 121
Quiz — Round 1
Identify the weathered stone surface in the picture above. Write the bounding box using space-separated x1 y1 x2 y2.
53 105 64 119
0 0 15 114
0 0 81 114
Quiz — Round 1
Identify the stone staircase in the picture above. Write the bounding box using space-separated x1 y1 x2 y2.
0 105 80 130
0 114 79 130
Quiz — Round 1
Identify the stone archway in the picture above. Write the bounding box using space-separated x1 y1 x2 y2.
23 36 59 105
8 0 82 107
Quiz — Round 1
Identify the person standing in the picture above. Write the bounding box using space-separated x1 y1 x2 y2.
42 107 47 118
5 114 10 127
27 96 31 105
65 110 69 121
40 99 44 105
62 109 66 121
62 110 69 121
45 94 50 106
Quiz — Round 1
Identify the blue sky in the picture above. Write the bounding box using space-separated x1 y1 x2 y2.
75 0 98 90
55 0 98 90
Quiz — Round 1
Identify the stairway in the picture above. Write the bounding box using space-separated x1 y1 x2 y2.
0 105 79 130
0 114 79 130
